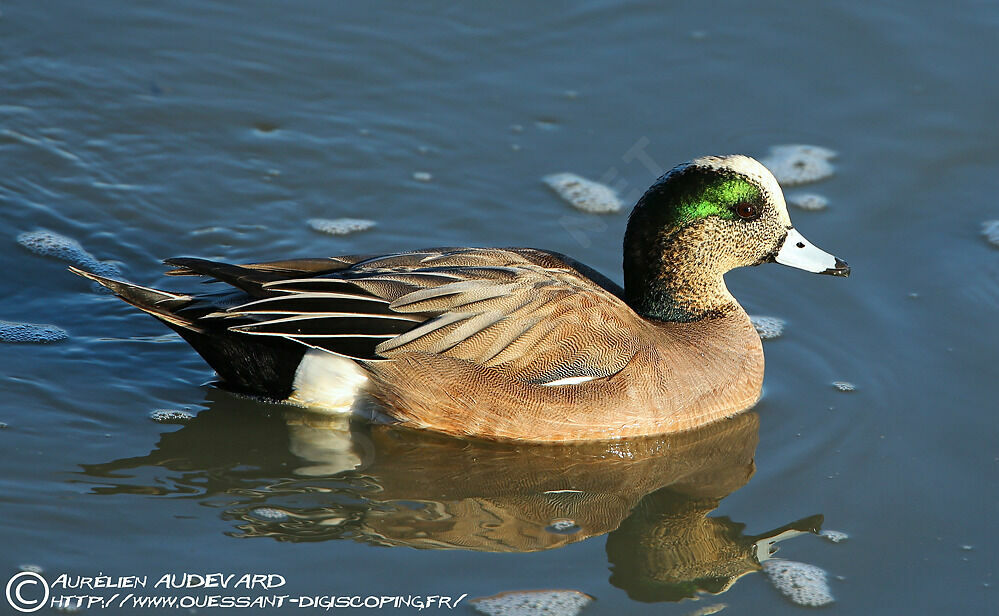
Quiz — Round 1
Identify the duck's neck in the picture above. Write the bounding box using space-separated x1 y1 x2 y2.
623 226 739 323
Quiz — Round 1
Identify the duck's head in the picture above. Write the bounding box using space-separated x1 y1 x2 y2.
623 154 849 322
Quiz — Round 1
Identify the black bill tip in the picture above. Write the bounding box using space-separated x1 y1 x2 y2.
821 257 850 277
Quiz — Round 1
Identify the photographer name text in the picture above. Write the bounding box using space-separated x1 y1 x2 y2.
51 572 285 591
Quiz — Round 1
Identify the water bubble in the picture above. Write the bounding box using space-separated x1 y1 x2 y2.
150 409 195 424
471 590 593 616
786 192 829 211
545 519 581 535
0 320 68 344
820 529 849 543
543 173 622 214
982 220 999 247
762 559 834 607
749 315 785 340
17 229 121 278
250 507 290 521
307 218 376 236
832 381 856 392
760 145 836 186
412 171 433 182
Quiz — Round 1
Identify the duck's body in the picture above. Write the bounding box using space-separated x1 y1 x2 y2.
74 155 847 442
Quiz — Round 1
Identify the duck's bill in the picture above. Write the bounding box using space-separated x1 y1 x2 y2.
775 228 850 277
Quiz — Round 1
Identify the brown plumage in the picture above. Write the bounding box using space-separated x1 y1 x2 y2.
71 155 848 442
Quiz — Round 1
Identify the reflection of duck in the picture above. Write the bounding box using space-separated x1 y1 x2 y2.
243 407 761 551
82 393 826 602
74 155 848 442
607 490 821 602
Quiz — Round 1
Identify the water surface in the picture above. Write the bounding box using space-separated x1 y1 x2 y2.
1 1 997 614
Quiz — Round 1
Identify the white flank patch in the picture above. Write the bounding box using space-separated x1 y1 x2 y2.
307 217 376 236
540 375 598 387
543 172 622 213
288 349 369 412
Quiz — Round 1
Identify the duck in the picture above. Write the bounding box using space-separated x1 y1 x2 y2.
72 155 848 442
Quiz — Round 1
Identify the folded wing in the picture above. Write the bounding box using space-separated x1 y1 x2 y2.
183 248 644 385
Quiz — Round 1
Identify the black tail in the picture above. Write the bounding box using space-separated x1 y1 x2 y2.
70 267 306 399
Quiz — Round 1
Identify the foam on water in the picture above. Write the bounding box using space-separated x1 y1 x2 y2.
307 218 376 236
762 559 834 607
19 564 44 573
982 220 999 247
471 590 593 616
760 145 836 186
832 381 856 392
750 315 785 340
17 229 122 277
0 320 68 344
820 529 849 543
543 173 622 214
250 507 290 521
149 409 195 424
786 192 829 211
412 171 433 182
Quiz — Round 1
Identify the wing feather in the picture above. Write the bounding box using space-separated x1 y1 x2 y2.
183 248 643 380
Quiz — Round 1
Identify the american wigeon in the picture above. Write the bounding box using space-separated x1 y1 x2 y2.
73 155 848 442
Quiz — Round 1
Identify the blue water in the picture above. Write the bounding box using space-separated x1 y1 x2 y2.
1 1 997 614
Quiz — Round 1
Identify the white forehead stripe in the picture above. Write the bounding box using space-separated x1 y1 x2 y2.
690 155 788 222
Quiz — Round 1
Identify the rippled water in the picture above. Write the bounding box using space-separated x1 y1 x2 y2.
2 2 997 614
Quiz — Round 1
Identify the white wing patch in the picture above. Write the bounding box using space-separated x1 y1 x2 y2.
540 375 599 386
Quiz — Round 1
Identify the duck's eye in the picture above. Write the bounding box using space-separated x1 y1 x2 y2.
735 202 758 220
